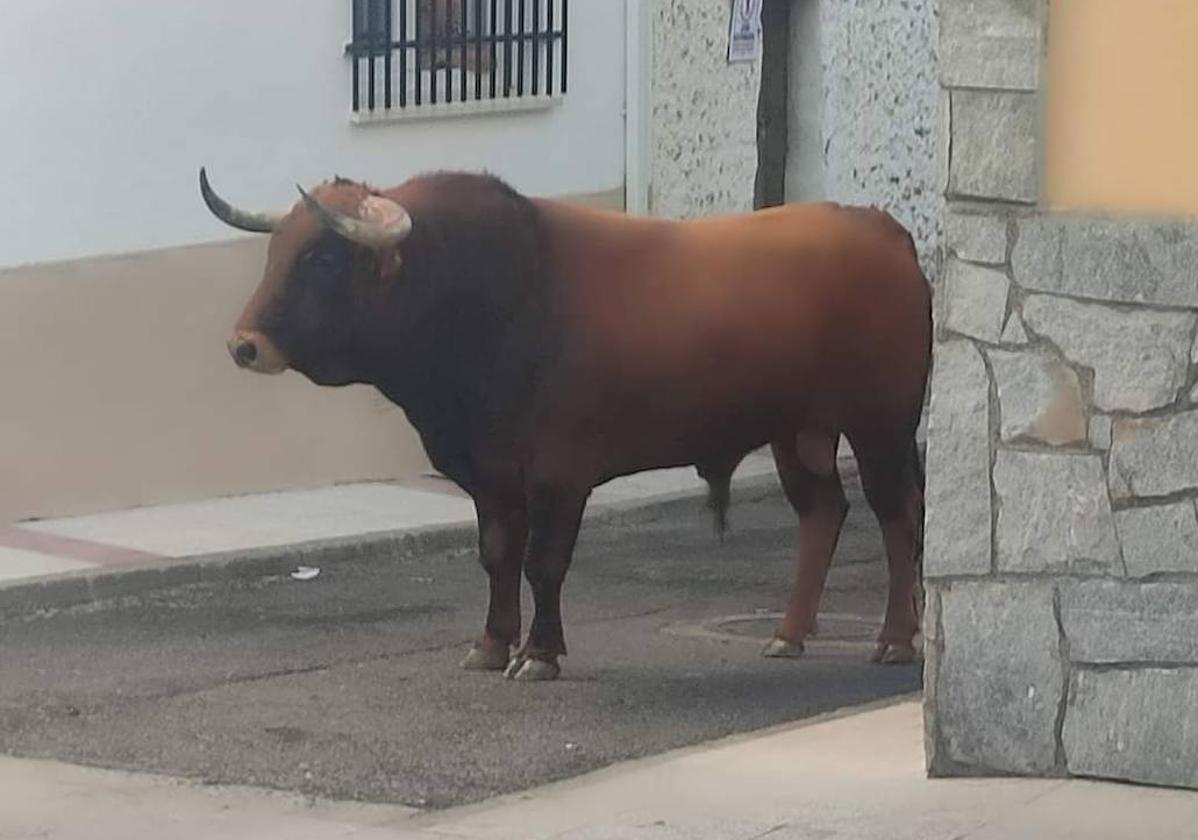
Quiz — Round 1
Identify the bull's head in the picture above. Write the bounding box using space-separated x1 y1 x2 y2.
199 168 412 386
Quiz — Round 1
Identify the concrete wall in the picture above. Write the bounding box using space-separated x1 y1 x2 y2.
786 0 942 277
1 1 626 521
926 0 1198 792
649 0 762 218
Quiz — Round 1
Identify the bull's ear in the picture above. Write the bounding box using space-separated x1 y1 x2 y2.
297 188 412 249
375 245 405 282
360 195 408 282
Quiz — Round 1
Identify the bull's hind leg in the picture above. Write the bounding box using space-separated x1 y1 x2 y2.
851 437 924 665
763 431 848 659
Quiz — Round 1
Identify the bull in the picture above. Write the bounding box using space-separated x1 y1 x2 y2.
199 168 931 681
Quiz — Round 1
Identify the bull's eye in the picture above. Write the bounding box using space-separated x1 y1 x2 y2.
300 247 335 267
292 245 350 310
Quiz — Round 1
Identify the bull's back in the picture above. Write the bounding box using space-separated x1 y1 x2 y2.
533 200 931 466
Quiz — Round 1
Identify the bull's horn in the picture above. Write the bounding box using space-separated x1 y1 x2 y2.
198 167 284 234
297 186 413 249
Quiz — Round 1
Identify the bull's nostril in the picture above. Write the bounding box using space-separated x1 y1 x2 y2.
233 339 258 367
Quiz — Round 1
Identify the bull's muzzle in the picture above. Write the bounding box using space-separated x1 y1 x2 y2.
227 331 287 374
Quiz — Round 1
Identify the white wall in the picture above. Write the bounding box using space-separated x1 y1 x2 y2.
649 0 762 219
786 0 942 278
0 1 627 268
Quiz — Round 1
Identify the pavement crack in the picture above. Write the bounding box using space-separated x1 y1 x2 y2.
577 604 676 626
215 661 335 688
150 638 478 702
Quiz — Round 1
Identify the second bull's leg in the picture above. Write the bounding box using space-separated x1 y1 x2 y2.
763 431 849 659
853 438 924 665
504 485 588 682
461 496 528 671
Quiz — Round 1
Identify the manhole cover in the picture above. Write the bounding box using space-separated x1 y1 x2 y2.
661 611 880 649
713 612 876 642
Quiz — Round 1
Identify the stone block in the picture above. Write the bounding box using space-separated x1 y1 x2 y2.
994 450 1120 575
1000 311 1029 345
946 210 1008 264
1088 415 1112 451
943 259 1010 343
931 581 1062 775
924 341 992 577
1013 215 1198 308
1010 215 1060 291
988 348 1086 445
922 584 943 771
1109 411 1198 500
938 89 952 197
1115 502 1198 578
940 0 1043 91
1061 580 1198 664
1022 295 1193 414
948 91 1038 203
1065 668 1198 790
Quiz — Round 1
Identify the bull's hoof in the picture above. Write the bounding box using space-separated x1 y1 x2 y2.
870 642 918 665
461 643 510 671
503 655 561 682
762 636 805 659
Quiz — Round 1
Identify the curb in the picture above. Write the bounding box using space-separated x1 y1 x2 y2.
0 473 784 620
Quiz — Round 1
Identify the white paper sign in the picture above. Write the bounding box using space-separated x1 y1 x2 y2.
727 0 764 64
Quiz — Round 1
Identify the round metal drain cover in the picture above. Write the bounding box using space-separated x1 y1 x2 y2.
661 611 879 648
712 612 876 643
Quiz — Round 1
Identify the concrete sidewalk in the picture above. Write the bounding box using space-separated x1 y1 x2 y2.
0 454 780 614
4 700 1195 840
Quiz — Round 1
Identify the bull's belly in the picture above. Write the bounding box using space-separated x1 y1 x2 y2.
533 346 924 489
590 398 802 483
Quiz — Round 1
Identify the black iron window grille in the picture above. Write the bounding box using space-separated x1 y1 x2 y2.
350 0 569 113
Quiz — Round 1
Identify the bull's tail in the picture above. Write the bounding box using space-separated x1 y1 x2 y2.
696 456 741 543
706 475 732 543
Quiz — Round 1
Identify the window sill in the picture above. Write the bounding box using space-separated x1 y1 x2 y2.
350 94 563 125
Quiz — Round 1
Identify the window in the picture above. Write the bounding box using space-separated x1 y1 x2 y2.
349 0 569 115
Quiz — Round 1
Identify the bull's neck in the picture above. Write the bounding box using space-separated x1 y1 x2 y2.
359 295 463 415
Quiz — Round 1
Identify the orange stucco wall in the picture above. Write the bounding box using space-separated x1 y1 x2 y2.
1045 0 1198 215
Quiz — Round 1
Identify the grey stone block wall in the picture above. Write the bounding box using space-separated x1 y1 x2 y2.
926 0 1198 792
650 0 762 219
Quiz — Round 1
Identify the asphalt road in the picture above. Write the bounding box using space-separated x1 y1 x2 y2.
0 473 920 809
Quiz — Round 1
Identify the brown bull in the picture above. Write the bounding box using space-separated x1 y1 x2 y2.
200 168 931 681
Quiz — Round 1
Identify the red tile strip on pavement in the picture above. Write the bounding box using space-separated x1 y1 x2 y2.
0 527 164 568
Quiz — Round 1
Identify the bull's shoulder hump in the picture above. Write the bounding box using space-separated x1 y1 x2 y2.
532 198 679 250
531 196 668 229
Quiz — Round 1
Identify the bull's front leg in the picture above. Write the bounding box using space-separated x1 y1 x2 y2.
504 485 588 682
461 496 528 672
